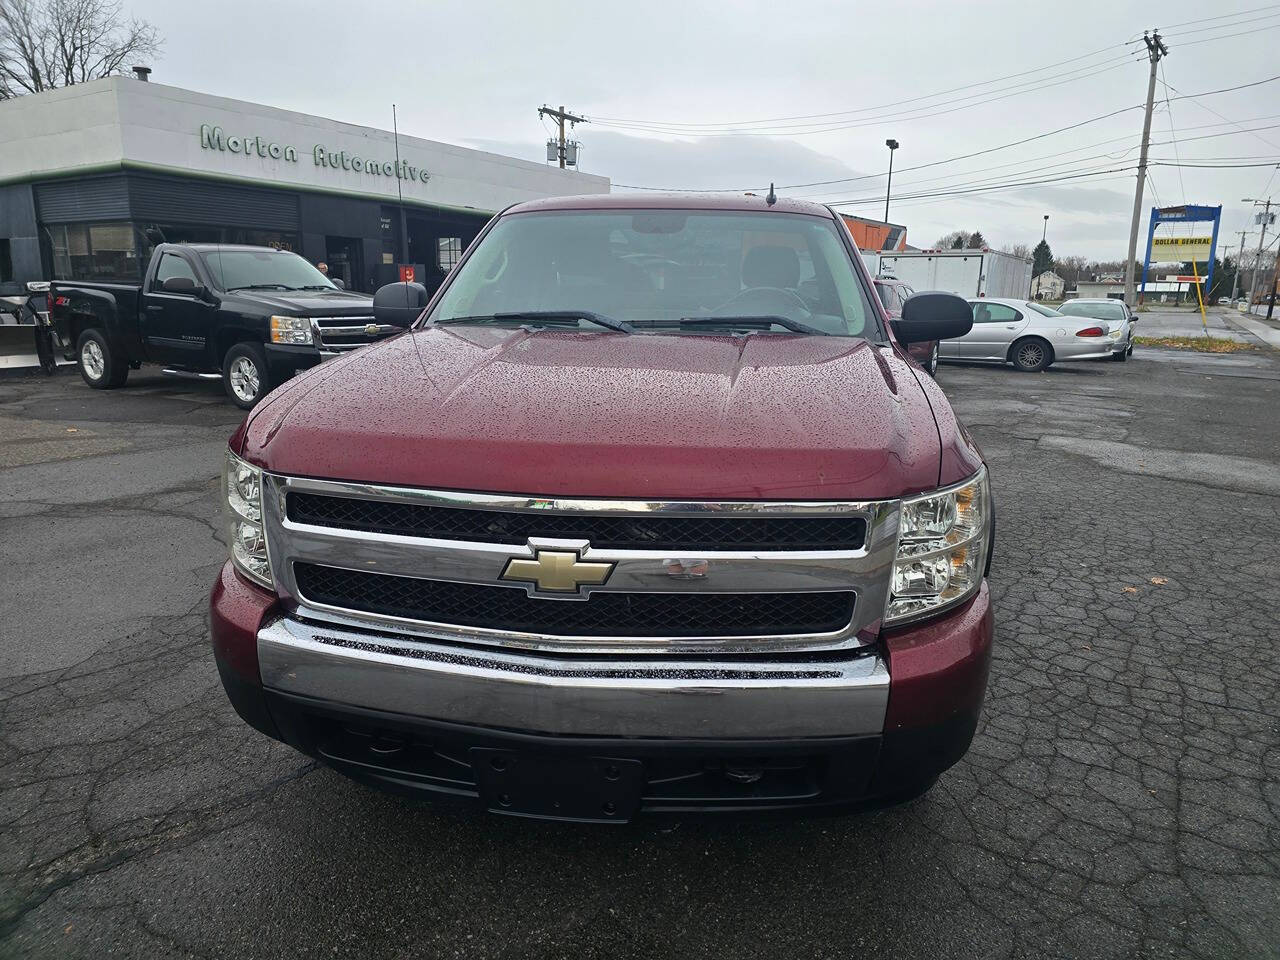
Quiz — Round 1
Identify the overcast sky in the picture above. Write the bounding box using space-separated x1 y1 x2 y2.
130 0 1280 260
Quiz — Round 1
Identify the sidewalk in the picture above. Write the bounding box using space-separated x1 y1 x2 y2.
1230 307 1280 349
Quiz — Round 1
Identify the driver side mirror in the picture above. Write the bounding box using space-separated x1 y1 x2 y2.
330 278 346 290
161 276 197 295
373 281 430 328
893 291 973 343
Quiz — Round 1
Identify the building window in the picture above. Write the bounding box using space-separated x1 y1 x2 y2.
0 239 11 283
438 237 463 272
44 222 139 282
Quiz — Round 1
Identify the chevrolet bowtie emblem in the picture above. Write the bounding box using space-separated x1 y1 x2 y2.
501 548 614 595
364 323 380 335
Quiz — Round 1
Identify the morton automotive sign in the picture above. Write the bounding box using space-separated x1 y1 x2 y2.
199 124 431 185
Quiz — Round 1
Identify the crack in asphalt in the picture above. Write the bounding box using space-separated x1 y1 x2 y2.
1 352 1278 958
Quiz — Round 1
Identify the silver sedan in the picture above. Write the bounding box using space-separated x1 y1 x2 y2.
939 298 1116 372
1057 298 1135 361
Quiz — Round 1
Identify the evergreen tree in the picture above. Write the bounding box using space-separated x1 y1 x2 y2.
1032 239 1054 277
968 230 987 249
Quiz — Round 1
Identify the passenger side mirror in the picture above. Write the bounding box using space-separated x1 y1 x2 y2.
373 281 430 328
894 291 974 343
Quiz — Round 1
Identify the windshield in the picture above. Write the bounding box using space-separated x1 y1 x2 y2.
1059 300 1125 321
428 210 877 337
198 249 335 292
1026 302 1063 317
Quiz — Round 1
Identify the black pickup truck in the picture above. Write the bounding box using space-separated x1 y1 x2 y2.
50 244 407 408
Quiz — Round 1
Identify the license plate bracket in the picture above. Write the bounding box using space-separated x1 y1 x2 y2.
470 749 645 823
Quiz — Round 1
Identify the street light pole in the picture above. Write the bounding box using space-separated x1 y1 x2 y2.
884 139 899 224
1042 215 1049 243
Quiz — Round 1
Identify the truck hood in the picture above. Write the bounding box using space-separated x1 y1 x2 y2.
229 288 374 315
241 327 963 500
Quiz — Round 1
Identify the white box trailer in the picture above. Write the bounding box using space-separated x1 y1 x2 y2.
877 249 1032 299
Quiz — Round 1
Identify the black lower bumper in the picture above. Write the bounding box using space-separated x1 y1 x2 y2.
250 683 977 821
264 342 324 380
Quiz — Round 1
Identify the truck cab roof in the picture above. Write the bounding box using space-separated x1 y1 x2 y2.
504 192 838 217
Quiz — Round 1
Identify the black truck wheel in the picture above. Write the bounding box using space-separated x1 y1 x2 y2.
76 329 128 389
222 343 272 410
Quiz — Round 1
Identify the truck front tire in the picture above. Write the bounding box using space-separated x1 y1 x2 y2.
222 343 272 410
76 329 128 389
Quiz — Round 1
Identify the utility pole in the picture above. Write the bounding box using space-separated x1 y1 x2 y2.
1123 29 1168 308
538 104 588 169
1243 197 1273 312
1229 230 1248 303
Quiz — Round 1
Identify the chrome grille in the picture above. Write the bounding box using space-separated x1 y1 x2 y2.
308 316 400 352
262 475 902 655
287 492 867 550
294 563 856 638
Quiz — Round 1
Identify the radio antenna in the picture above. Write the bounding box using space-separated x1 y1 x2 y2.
392 103 410 310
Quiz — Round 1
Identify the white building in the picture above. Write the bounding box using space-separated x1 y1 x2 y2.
1030 271 1065 300
0 75 609 290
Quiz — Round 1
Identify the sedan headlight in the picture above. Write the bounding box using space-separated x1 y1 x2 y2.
224 448 272 588
885 468 990 625
270 315 314 345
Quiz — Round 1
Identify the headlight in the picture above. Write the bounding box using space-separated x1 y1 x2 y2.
270 315 314 345
224 448 272 588
885 468 989 625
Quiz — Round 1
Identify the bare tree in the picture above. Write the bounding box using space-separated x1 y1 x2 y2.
0 0 158 99
935 230 970 249
1001 242 1031 260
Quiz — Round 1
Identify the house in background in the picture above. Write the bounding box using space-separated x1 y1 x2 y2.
1031 270 1065 300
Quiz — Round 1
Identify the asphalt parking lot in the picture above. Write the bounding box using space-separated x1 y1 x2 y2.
2 326 1279 959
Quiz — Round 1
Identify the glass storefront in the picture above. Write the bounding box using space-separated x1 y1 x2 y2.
44 221 301 283
45 222 139 282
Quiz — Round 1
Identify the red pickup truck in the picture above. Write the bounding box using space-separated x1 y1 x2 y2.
211 193 993 821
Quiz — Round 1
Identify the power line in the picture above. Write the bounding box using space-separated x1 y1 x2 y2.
1160 9 1280 39
594 27 1269 142
615 103 1147 192
1158 63 1188 203
811 156 1275 212
1128 2 1280 38
825 165 1139 207
592 57 1143 138
591 44 1134 129
1168 21 1280 48
781 125 1280 203
1151 160 1280 168
614 74 1280 194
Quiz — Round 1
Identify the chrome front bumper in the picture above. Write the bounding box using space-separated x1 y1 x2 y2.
257 615 890 739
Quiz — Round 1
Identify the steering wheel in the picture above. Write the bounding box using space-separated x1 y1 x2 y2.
712 286 813 319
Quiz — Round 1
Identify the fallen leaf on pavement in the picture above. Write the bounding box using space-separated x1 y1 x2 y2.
1150 576 1168 585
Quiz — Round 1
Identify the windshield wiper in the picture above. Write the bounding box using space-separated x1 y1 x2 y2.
295 284 335 291
436 311 634 333
675 315 828 336
226 283 295 291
